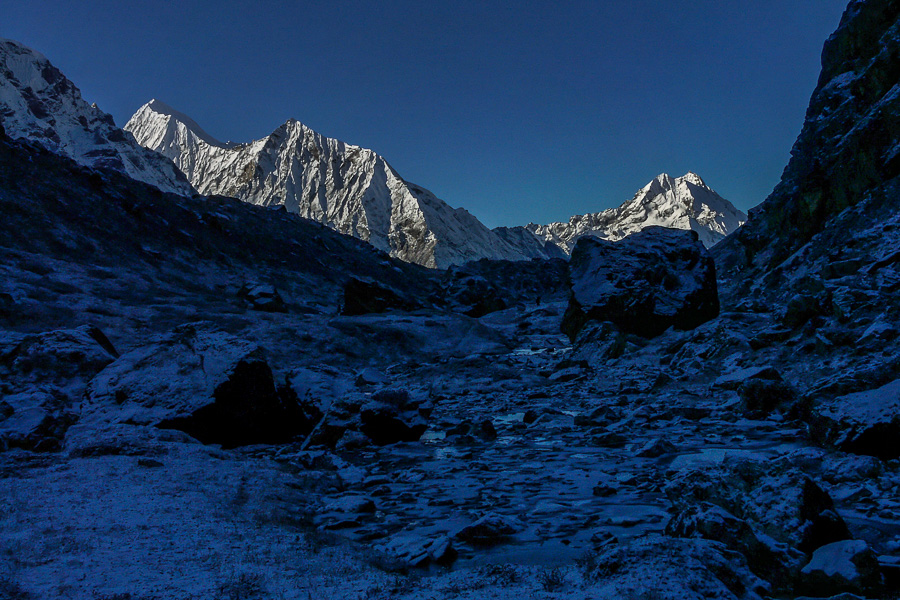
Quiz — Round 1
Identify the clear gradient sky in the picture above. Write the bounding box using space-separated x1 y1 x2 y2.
7 1 849 227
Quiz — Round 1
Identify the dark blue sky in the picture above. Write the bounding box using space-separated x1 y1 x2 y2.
7 1 848 227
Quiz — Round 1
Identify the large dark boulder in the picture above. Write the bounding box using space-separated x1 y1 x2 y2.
83 323 314 448
562 227 719 340
358 389 427 446
665 460 850 556
810 378 900 460
341 277 419 316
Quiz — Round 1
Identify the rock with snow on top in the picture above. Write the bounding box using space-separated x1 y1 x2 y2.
237 283 286 313
562 226 719 340
712 366 783 391
374 533 457 568
636 438 675 458
798 540 883 596
455 513 521 547
810 378 900 460
83 323 313 448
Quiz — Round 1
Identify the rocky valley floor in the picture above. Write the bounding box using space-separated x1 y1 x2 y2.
3 279 900 599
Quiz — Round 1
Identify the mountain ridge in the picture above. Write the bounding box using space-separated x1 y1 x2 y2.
127 99 746 267
0 39 193 196
126 99 557 268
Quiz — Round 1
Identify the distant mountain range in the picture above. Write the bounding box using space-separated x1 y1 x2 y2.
0 37 746 268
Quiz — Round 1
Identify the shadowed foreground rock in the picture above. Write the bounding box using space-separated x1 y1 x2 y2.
562 226 719 340
811 378 900 460
82 323 314 447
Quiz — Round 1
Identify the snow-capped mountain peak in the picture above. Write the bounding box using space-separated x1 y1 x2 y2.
0 40 193 195
125 100 556 268
125 99 744 266
518 172 746 252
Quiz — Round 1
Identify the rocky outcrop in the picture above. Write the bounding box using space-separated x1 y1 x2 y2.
1 325 118 390
342 277 422 316
665 459 851 556
82 323 314 447
716 1 900 276
810 378 900 459
561 227 719 340
438 257 569 317
665 502 804 588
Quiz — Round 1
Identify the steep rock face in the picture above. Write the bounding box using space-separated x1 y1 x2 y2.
716 0 900 276
125 100 552 268
510 172 746 252
0 39 193 196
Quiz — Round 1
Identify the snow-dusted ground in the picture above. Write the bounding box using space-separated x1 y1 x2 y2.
2 136 900 598
4 285 900 599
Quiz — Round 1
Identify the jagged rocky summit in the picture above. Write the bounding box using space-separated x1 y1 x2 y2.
512 172 746 251
125 100 561 269
0 39 193 196
126 100 746 268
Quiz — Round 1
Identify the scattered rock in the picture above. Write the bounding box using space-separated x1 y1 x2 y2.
569 321 626 365
324 495 376 514
374 533 457 568
354 367 388 387
738 378 796 417
810 378 900 460
782 293 827 328
342 277 418 315
858 319 898 344
548 366 584 382
712 366 783 391
237 283 286 312
635 438 675 458
561 227 719 340
455 513 521 547
359 391 427 446
335 430 371 451
590 530 618 550
592 483 618 497
798 539 883 597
